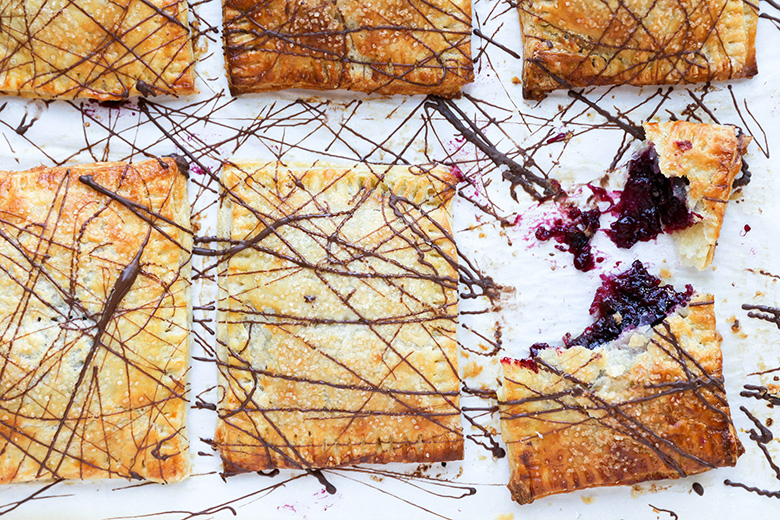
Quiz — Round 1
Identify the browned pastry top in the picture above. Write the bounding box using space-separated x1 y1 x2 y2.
0 0 196 100
215 161 462 472
518 0 758 99
0 158 191 483
499 295 743 504
223 0 473 97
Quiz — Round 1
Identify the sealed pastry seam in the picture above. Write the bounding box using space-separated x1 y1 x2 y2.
498 294 742 504
0 158 192 483
215 161 462 471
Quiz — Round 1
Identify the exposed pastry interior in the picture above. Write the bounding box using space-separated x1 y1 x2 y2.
499 262 742 503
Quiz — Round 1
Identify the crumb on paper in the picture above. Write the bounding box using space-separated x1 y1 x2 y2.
496 514 514 520
580 495 595 504
463 361 483 378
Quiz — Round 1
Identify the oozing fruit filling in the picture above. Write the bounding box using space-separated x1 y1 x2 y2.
511 261 693 368
535 207 601 271
608 145 696 248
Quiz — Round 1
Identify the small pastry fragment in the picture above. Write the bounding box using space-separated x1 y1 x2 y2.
0 158 192 483
215 161 461 471
499 262 742 504
517 0 758 99
609 121 750 270
222 0 473 97
0 0 196 99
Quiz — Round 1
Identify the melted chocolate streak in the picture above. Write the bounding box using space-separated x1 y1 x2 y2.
0 166 190 485
501 322 733 476
743 304 780 329
724 406 780 498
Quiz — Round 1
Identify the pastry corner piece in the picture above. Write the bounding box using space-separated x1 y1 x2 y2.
0 158 192 483
223 0 473 97
0 0 196 100
215 161 461 472
645 121 750 270
499 294 742 504
518 0 758 100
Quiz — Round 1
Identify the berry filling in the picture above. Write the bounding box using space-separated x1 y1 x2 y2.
511 261 693 368
608 146 696 249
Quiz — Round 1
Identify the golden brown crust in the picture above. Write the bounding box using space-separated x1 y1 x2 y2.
644 121 750 270
0 158 192 483
215 161 461 471
518 0 759 100
0 0 196 100
223 0 473 97
499 295 742 504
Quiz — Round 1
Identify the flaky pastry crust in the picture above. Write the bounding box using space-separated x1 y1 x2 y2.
215 161 461 471
518 0 758 100
0 158 191 483
499 295 742 504
645 121 750 270
223 0 473 97
0 0 196 100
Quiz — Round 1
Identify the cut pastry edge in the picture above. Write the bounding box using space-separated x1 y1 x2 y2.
642 121 750 270
499 293 743 504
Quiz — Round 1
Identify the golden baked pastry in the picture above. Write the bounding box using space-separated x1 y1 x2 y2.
0 158 191 483
0 0 196 100
518 0 758 99
499 294 742 504
645 121 749 270
223 0 473 97
215 161 461 471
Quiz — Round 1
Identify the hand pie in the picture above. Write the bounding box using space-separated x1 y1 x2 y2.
517 0 758 99
610 121 749 270
223 0 473 97
499 290 742 504
0 0 196 99
215 161 461 471
0 158 192 483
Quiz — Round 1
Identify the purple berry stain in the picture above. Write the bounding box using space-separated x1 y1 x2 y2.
535 206 601 271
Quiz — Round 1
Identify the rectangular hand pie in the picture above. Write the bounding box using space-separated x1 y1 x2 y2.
0 158 191 483
223 0 473 97
518 0 758 99
0 0 196 99
215 161 462 471
499 293 742 504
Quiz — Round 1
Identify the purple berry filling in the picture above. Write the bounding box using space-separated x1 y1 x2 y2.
608 145 696 249
567 260 693 349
